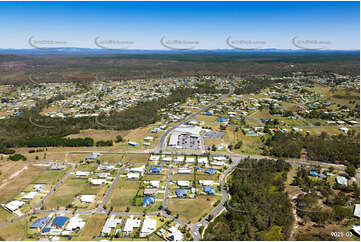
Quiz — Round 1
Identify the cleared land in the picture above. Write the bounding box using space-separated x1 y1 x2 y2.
168 196 219 223
107 180 140 211
44 175 107 209
74 214 107 240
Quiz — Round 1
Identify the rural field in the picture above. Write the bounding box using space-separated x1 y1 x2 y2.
168 196 220 223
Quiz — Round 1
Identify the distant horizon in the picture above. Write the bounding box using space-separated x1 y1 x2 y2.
0 47 360 51
0 2 359 50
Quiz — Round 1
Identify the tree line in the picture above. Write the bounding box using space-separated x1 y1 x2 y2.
263 131 360 168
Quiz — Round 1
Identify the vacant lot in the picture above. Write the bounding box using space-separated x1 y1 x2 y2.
74 214 106 241
32 165 71 185
0 207 15 225
0 166 44 203
67 129 129 142
44 175 107 209
168 196 219 223
194 115 218 123
108 180 140 211
98 154 124 164
0 161 28 183
124 153 149 164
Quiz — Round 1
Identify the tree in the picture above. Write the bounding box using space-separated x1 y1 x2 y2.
345 164 356 177
263 225 284 241
115 135 123 143
234 140 243 149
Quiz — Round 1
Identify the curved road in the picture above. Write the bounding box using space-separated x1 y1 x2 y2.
155 86 234 153
190 158 240 240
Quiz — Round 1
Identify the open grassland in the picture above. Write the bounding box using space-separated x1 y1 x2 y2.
0 160 28 183
98 154 124 164
194 115 218 123
0 207 15 225
168 196 219 223
44 175 107 209
0 166 44 203
204 138 224 147
236 134 263 155
32 165 71 185
75 163 98 172
196 173 219 182
172 174 194 181
108 180 140 211
124 153 149 164
74 214 107 241
67 129 129 142
143 173 167 182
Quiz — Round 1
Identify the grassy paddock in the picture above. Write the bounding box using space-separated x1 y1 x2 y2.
108 180 140 211
168 196 219 223
74 214 107 240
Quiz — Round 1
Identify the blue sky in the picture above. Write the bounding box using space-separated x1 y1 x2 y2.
0 1 359 49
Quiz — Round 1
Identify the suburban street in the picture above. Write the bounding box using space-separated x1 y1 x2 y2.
162 166 173 210
99 164 125 208
34 163 76 209
190 157 241 240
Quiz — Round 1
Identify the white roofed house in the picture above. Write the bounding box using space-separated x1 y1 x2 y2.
75 171 90 177
98 164 115 171
175 156 184 162
149 155 160 161
21 192 38 200
336 176 348 186
144 136 154 141
5 200 25 212
96 172 110 179
123 216 141 233
150 180 160 188
79 195 96 203
185 157 195 164
197 157 208 164
89 178 107 185
177 180 190 187
34 184 46 192
177 168 191 174
102 215 122 235
65 216 86 231
199 180 214 186
167 226 183 241
140 217 157 237
161 156 172 162
127 172 140 180
213 156 227 161
211 161 224 166
339 127 349 133
130 165 146 175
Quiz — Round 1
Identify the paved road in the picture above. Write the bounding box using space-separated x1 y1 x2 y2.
99 164 125 208
67 150 346 171
162 167 173 210
59 103 67 113
35 163 76 209
190 157 241 240
155 86 234 153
